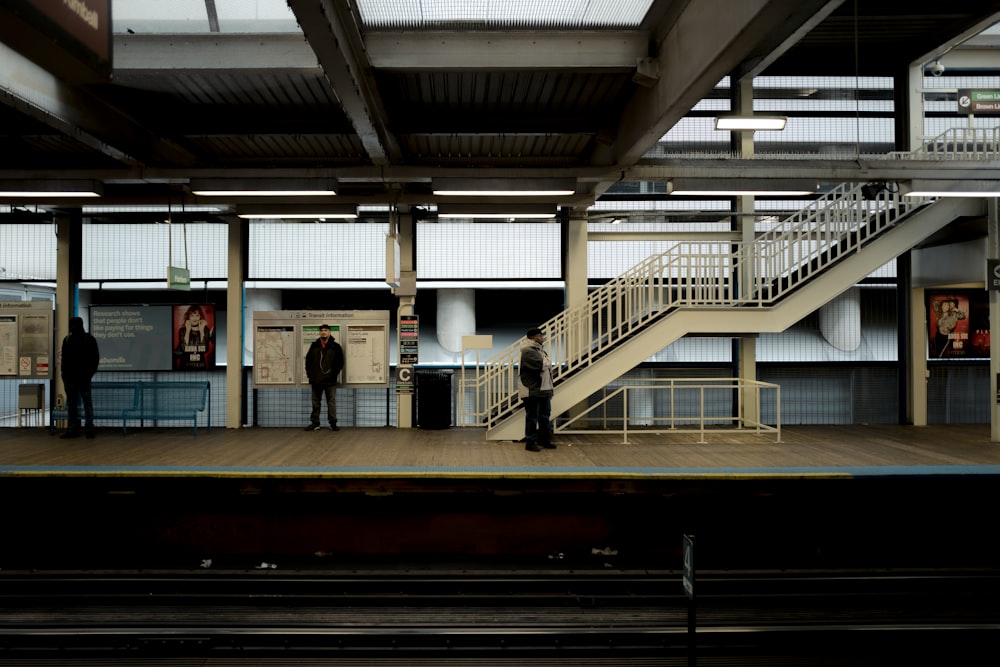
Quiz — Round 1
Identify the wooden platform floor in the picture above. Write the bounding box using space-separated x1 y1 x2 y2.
3 423 1000 478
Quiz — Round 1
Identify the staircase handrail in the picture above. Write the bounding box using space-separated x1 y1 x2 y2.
889 127 1000 161
476 181 934 431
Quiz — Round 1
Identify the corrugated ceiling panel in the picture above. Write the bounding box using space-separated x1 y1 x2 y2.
400 133 591 166
186 135 368 163
165 71 340 109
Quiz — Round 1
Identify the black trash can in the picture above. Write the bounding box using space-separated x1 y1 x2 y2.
416 370 452 429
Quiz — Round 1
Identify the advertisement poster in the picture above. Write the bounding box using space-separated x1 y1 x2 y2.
173 304 216 370
927 289 989 359
91 306 174 370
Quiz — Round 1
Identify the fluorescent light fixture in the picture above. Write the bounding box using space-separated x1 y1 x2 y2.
715 115 788 131
236 204 358 220
900 180 1000 197
192 178 336 196
669 178 815 196
0 180 103 197
432 178 575 197
83 205 226 214
437 203 557 220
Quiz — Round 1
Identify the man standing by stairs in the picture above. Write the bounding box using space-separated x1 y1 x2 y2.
518 327 555 452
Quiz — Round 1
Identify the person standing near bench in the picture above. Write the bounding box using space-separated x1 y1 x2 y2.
60 316 100 439
304 324 344 431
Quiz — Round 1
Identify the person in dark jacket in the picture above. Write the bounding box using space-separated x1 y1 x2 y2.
304 324 345 431
60 316 100 439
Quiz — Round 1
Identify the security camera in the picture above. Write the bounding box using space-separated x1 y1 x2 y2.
930 60 945 77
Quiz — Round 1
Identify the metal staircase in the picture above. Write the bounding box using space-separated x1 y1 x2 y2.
474 134 992 440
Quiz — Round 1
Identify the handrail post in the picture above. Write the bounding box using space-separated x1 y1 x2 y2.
698 386 706 444
622 388 629 444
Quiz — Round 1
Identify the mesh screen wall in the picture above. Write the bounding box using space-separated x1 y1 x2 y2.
418 222 561 279
0 223 57 281
250 382 396 428
249 222 385 280
84 223 229 281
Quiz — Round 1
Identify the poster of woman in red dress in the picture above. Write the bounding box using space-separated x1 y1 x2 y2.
926 291 987 359
173 304 215 370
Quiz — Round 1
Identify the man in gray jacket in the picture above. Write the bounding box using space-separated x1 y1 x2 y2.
518 327 555 452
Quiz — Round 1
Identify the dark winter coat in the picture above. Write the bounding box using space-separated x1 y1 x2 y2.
60 317 100 383
305 337 344 386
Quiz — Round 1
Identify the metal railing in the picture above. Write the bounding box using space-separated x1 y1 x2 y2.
890 127 1000 161
469 128 989 434
556 377 781 443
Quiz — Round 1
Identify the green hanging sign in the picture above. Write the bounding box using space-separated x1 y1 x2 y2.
167 265 190 291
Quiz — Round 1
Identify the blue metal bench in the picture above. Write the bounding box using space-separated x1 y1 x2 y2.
49 381 140 435
125 381 211 435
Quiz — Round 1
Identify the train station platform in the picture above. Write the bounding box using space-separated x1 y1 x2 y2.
2 424 999 572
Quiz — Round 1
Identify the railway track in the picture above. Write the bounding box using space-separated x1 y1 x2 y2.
0 568 998 665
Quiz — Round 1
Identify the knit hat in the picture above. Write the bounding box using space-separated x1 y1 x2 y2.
526 327 543 337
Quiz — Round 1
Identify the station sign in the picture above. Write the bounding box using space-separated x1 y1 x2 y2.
958 89 1000 115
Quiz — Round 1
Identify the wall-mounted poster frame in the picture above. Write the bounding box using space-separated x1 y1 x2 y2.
252 310 390 389
926 288 990 359
0 301 53 379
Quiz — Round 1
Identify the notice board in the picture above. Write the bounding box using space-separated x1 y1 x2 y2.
252 310 390 389
0 301 53 379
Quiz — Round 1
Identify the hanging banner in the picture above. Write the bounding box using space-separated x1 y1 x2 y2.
167 265 191 291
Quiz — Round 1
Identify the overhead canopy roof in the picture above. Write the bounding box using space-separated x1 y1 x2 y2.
0 0 998 213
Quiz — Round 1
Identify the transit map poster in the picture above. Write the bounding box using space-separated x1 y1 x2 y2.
252 310 390 389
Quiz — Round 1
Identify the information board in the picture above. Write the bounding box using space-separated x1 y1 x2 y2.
252 310 390 388
0 301 53 379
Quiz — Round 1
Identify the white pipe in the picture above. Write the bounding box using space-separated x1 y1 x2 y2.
819 287 861 352
437 288 476 353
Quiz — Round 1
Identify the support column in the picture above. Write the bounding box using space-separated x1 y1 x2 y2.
910 285 928 426
819 287 861 351
564 209 589 422
436 289 475 355
731 76 758 423
54 212 76 410
396 208 417 429
226 216 246 429
989 198 1000 441
564 209 588 313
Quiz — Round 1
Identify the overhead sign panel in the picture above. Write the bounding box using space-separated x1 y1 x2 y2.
0 0 112 81
957 89 1000 115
